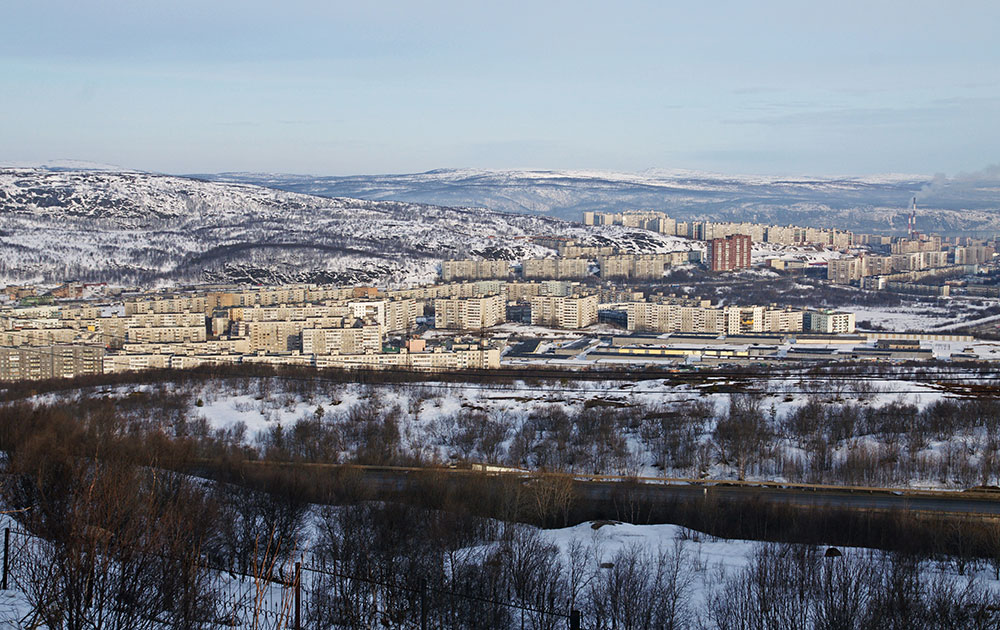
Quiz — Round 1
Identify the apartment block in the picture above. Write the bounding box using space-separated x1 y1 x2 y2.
103 353 171 374
433 294 506 330
384 299 418 332
441 259 511 281
598 252 688 279
828 255 896 285
703 222 767 242
807 311 856 334
627 302 812 335
632 255 668 280
557 244 618 258
0 328 90 346
598 255 635 279
865 255 894 275
521 257 590 279
954 245 995 265
301 324 384 355
125 326 207 344
124 296 208 315
529 294 599 329
892 237 943 254
763 309 805 332
234 304 351 322
237 321 313 352
0 344 105 381
314 345 501 371
890 251 949 272
828 257 863 284
707 234 752 272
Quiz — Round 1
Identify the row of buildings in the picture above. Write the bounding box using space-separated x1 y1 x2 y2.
583 210 855 248
828 245 995 285
1 273 862 381
442 251 703 282
0 288 507 381
442 248 731 283
626 301 856 335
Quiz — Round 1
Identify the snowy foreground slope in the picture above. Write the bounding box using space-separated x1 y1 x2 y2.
207 167 1000 233
1 513 994 628
0 168 692 286
43 371 997 490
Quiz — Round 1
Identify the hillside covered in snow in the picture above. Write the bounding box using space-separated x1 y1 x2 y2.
0 168 693 286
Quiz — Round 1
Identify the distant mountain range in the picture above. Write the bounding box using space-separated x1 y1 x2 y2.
202 168 1000 235
0 168 689 286
3 165 999 287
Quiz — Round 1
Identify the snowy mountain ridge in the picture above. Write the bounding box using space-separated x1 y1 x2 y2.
0 168 692 287
205 167 1000 234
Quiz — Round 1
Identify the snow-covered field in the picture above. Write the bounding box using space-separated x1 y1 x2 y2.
538 519 1000 617
38 367 997 490
852 300 997 332
752 242 849 266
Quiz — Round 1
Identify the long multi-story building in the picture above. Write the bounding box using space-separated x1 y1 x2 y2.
890 251 949 272
125 296 208 315
626 302 836 335
596 252 692 280
125 326 207 344
433 294 506 330
556 243 618 258
954 245 995 265
314 343 501 371
827 257 864 285
892 236 943 254
521 257 590 279
301 325 384 355
529 294 599 329
441 259 511 281
828 255 899 284
807 311 856 334
0 344 105 381
598 255 635 279
585 211 858 248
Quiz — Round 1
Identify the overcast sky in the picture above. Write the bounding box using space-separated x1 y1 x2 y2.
1 1 998 177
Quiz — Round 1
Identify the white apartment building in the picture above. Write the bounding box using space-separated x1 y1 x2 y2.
441 259 511 281
301 324 384 355
521 257 590 279
627 302 815 335
314 345 501 371
953 245 995 265
125 326 207 344
530 294 599 329
433 294 506 330
808 311 856 334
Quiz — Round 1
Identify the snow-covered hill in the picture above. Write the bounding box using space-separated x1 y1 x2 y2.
0 168 693 286
204 168 1000 234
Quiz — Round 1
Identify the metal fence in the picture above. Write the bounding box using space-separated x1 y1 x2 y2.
1 528 581 630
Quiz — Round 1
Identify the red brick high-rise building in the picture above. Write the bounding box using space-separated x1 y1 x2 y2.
707 234 752 272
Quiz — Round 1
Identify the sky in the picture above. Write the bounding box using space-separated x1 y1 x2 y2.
1 1 998 177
